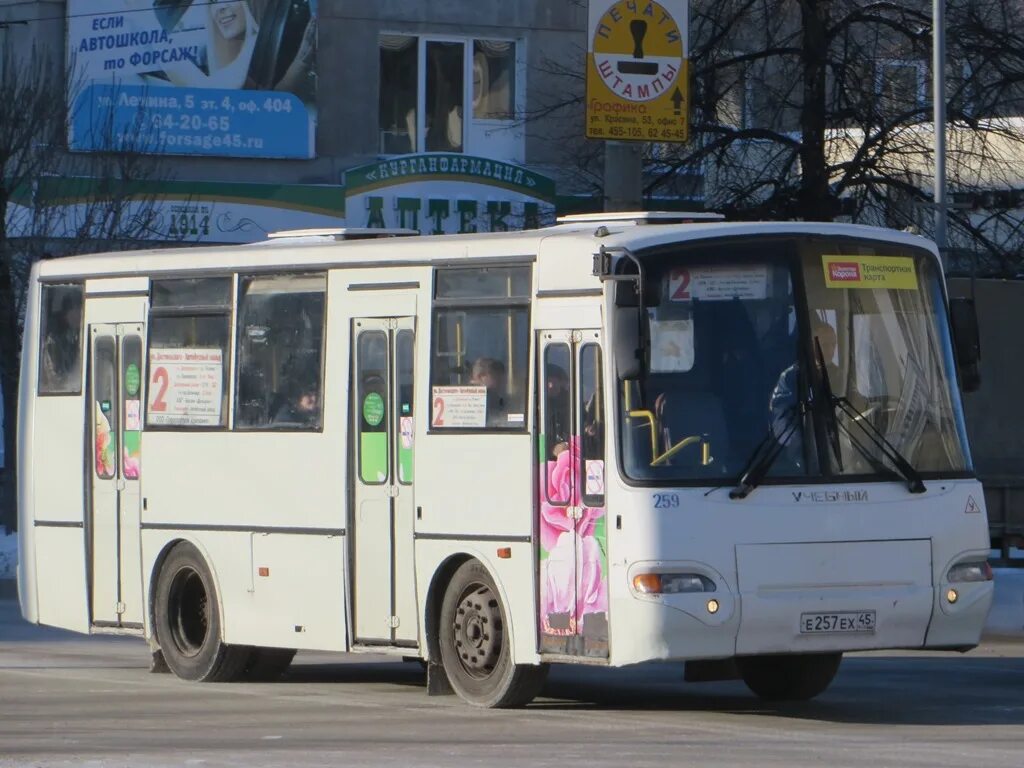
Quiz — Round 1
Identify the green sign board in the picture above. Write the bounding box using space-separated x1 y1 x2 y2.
125 363 141 397
363 392 385 427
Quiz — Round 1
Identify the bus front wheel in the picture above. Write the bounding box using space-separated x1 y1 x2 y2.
438 560 547 708
737 652 843 701
153 542 250 683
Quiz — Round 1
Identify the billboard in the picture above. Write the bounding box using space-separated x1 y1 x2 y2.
67 0 317 158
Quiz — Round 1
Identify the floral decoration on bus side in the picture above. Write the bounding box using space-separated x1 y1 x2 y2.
539 437 608 637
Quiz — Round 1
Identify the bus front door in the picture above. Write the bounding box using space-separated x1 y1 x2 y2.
537 330 609 657
88 323 145 628
352 318 418 646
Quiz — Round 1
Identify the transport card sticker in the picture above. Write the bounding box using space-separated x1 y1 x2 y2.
125 400 142 431
400 416 414 449
586 460 605 496
823 255 918 290
431 386 487 428
669 265 769 302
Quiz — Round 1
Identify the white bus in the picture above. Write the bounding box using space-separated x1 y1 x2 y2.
17 215 994 707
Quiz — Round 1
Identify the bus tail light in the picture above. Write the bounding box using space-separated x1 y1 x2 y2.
946 561 993 583
632 573 716 595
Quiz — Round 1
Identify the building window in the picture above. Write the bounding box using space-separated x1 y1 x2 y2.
379 35 418 155
379 35 521 157
473 40 516 120
714 57 753 129
875 60 927 118
426 41 465 152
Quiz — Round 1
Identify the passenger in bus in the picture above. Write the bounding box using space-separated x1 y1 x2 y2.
814 320 841 387
41 294 81 391
545 364 571 456
581 392 604 460
470 357 508 427
768 319 840 445
274 381 320 426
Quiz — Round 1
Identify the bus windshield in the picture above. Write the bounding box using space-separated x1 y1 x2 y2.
618 236 972 485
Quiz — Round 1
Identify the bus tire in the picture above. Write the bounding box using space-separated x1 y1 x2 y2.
438 560 547 708
737 652 842 701
241 647 297 682
153 542 250 683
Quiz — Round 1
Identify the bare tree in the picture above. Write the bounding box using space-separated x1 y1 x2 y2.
531 0 1024 272
1 42 175 531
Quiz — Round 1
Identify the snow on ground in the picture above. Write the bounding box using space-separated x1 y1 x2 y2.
0 532 16 580
990 567 1024 635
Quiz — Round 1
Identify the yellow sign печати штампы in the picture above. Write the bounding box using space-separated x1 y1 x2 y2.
586 0 690 144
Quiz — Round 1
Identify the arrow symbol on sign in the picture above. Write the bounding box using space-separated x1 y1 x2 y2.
671 88 685 116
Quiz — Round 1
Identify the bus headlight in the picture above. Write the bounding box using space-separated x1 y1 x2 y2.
632 573 717 595
946 561 993 583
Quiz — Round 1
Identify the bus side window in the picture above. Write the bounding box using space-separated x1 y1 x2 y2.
147 278 232 429
234 273 327 431
396 329 415 484
39 284 84 395
580 344 605 508
358 331 390 484
430 266 531 430
542 344 572 505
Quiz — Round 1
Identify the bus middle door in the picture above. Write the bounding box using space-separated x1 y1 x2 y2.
351 317 418 646
88 323 145 628
538 330 608 657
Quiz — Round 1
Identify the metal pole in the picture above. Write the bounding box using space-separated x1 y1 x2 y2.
604 141 644 212
933 0 948 266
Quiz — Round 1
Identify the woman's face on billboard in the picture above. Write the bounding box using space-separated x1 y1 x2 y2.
209 0 248 41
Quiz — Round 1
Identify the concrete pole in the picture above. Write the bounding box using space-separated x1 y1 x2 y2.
934 0 948 266
604 141 644 212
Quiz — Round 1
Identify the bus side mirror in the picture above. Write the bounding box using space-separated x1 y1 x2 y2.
950 297 981 393
615 307 642 379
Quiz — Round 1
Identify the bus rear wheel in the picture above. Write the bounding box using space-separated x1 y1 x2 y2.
438 561 547 708
737 652 843 701
154 542 250 682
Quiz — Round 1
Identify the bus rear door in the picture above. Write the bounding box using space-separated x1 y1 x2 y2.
351 316 418 646
88 322 145 628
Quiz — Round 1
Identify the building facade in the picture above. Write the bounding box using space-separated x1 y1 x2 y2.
2 0 594 244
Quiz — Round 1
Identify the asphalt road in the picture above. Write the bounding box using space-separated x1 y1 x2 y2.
1 600 1022 768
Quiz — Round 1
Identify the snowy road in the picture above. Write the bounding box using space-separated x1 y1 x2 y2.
1 600 1023 768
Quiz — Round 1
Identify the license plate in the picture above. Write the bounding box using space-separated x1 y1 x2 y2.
800 611 876 634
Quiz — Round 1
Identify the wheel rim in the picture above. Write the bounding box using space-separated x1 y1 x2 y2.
167 566 210 658
451 581 503 679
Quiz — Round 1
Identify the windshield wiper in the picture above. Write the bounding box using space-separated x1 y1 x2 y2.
729 402 802 500
833 397 927 494
813 336 926 495
813 338 844 473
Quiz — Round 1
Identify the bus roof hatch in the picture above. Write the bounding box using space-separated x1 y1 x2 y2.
556 211 725 226
264 228 419 241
